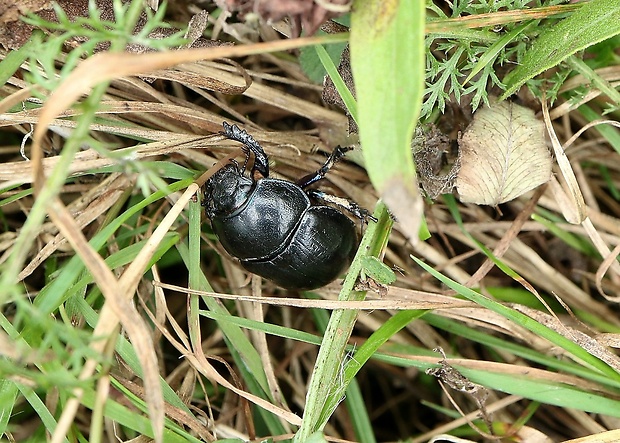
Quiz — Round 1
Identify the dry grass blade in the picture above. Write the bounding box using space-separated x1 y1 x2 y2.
563 430 620 443
30 34 346 151
48 197 163 443
543 100 620 293
155 282 475 310
17 174 131 279
596 243 620 302
542 98 586 224
0 136 207 188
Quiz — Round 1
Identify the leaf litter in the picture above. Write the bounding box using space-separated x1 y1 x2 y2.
456 100 552 206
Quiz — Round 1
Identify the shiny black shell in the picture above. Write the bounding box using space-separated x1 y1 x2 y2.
204 164 357 290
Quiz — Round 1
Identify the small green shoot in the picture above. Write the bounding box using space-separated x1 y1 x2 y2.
360 256 396 285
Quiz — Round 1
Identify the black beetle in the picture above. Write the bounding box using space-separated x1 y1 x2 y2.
203 122 373 290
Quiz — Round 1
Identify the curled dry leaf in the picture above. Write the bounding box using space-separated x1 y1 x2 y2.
456 101 552 206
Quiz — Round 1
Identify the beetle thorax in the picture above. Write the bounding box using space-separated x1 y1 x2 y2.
204 164 254 217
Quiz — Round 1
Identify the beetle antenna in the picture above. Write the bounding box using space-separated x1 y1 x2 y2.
222 122 270 177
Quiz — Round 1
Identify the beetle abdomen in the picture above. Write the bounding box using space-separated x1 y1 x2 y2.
212 178 310 260
241 206 357 289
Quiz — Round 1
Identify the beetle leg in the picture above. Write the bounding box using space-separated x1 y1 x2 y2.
296 145 352 189
222 122 270 177
306 189 377 223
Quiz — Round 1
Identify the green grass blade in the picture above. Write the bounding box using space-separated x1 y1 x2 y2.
81 383 202 443
458 368 620 418
501 0 620 98
350 0 425 241
578 104 620 154
0 40 31 87
531 214 598 257
411 257 620 380
566 55 620 108
15 383 67 443
315 43 357 121
177 244 273 398
200 310 321 344
300 38 348 84
294 202 392 441
186 197 286 435
340 310 426 396
343 379 376 443
0 380 19 436
462 21 534 86
425 313 620 390
304 296 376 443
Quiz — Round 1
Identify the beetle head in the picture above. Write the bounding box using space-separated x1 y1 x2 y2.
203 164 254 218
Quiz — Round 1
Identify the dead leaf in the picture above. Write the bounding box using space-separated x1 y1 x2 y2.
456 100 552 206
322 44 358 134
219 0 350 36
542 97 586 223
412 125 459 199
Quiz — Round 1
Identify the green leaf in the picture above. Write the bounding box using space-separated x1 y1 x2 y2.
360 256 396 285
300 41 348 84
350 0 425 242
314 44 357 120
462 21 533 86
501 0 620 98
0 38 32 87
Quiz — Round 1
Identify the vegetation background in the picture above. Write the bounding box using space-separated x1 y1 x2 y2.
1 0 620 441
